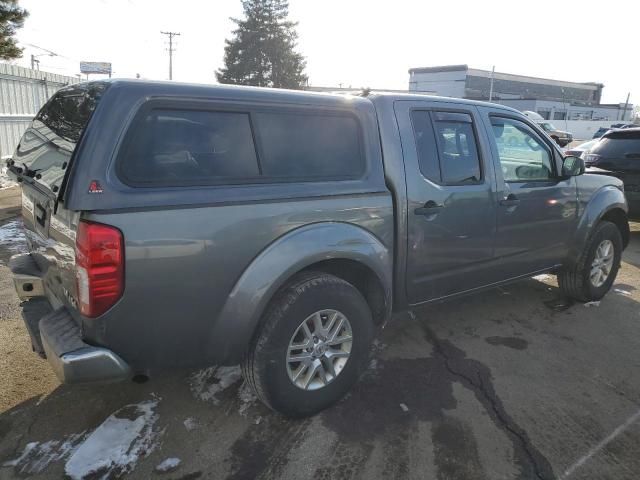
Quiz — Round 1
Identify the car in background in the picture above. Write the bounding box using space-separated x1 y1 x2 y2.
522 111 573 147
537 121 573 147
585 128 640 216
593 127 612 139
592 124 638 139
564 139 599 158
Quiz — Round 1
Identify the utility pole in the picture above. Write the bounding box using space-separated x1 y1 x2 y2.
621 92 630 121
488 65 495 102
161 31 181 80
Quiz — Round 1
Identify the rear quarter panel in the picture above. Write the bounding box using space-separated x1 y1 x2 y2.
87 194 393 369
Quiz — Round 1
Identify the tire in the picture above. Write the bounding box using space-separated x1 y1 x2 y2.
558 221 622 302
242 271 374 417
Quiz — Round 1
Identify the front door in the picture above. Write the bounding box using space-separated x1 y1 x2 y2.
480 110 578 275
395 100 498 304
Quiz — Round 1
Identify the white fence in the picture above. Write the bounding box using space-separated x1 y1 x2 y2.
0 63 81 157
551 119 638 141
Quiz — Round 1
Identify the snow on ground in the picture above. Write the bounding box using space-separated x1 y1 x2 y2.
238 381 258 416
0 165 18 190
64 399 161 480
0 219 28 262
189 365 242 405
183 417 198 431
2 434 85 475
155 457 181 473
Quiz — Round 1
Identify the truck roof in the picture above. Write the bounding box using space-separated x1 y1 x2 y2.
75 79 521 115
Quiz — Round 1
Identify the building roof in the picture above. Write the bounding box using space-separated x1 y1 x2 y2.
408 64 604 90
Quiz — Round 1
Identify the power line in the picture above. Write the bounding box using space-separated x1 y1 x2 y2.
160 31 181 80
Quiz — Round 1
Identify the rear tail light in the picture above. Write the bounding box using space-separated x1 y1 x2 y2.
75 220 124 317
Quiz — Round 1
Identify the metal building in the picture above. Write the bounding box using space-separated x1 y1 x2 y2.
408 65 632 122
0 63 81 157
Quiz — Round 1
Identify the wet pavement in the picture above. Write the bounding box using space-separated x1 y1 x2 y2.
1 191 639 479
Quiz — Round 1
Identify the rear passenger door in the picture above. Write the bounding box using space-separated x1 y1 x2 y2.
394 100 498 303
479 109 578 275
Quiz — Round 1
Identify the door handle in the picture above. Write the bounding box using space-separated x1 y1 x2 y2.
414 200 444 216
499 194 520 207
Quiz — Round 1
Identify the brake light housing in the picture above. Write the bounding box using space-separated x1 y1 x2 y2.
75 220 124 317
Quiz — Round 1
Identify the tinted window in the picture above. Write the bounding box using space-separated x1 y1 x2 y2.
491 117 553 182
432 114 481 184
411 110 441 182
119 109 260 185
254 112 363 178
14 82 108 193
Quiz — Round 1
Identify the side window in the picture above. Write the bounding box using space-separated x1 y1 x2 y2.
410 110 441 182
490 117 554 182
118 107 365 186
118 109 260 185
432 112 482 185
253 112 364 179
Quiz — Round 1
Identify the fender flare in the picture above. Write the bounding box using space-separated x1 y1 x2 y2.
208 222 393 363
568 185 628 264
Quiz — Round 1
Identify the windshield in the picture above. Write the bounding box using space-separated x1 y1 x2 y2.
12 82 108 194
540 122 557 131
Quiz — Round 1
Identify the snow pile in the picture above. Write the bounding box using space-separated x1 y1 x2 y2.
155 457 181 473
2 434 84 475
238 381 258 416
64 399 161 480
614 288 632 296
183 417 198 431
532 274 553 282
0 164 18 190
189 365 242 404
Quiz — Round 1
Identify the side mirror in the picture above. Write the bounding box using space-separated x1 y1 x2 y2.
562 155 585 177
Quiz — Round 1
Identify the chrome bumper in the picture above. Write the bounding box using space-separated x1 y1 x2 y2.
10 253 131 384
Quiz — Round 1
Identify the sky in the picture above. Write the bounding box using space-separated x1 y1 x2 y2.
11 0 639 105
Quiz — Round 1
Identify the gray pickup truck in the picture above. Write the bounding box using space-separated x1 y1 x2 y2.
6 80 629 417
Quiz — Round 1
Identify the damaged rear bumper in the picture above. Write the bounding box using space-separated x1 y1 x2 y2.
10 253 131 384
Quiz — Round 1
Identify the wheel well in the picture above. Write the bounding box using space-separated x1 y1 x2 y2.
602 208 630 248
301 259 390 326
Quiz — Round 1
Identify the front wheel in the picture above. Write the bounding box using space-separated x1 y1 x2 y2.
242 272 374 417
558 221 622 302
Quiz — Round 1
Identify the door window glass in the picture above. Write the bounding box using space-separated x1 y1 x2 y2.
491 118 554 182
432 114 481 184
410 110 441 182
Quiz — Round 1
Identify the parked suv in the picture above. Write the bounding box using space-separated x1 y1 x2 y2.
537 121 573 147
6 81 630 416
584 128 640 216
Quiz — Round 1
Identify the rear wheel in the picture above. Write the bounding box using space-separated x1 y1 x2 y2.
242 272 373 417
558 221 622 302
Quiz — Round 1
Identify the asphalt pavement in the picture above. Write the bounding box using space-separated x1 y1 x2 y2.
1 186 639 480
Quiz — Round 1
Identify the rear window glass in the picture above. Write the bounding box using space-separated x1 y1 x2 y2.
14 82 108 193
591 137 640 157
433 115 481 184
253 112 364 178
118 107 365 186
118 110 260 185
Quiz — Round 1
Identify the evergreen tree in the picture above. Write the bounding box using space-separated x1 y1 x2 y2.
216 0 307 89
0 0 28 60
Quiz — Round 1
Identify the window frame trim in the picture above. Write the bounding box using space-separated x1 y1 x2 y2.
114 99 368 188
409 107 485 187
488 113 558 183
